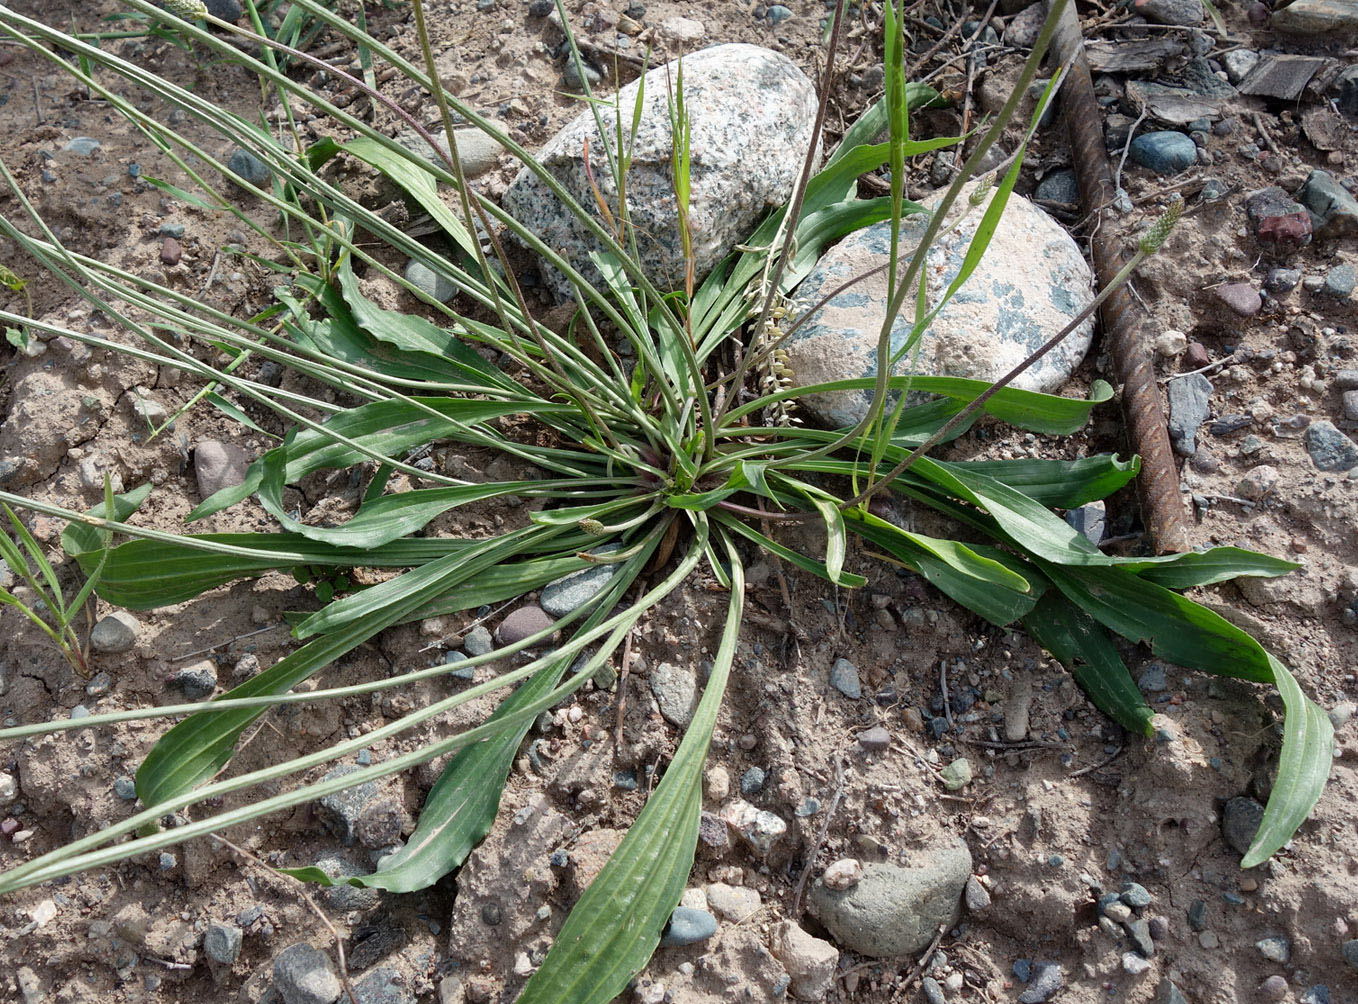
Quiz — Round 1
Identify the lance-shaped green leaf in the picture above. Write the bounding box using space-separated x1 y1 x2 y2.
1022 591 1153 737
517 527 744 1004
1041 561 1333 862
191 396 557 519
845 509 1036 626
136 526 551 807
339 549 648 893
1244 655 1333 867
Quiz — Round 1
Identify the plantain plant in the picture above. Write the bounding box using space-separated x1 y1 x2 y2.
0 0 1333 1000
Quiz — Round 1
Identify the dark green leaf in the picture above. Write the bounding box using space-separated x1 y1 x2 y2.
1022 592 1153 736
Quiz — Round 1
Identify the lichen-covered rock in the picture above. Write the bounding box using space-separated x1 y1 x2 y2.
502 43 817 300
784 183 1095 428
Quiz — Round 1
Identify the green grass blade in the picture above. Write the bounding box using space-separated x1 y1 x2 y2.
951 455 1138 509
135 526 549 806
724 376 1114 434
292 525 551 639
1043 563 1332 862
1108 548 1299 589
517 522 742 1004
1022 592 1154 736
191 396 557 519
68 533 483 608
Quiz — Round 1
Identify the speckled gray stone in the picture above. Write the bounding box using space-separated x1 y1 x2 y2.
194 440 252 500
809 840 972 957
784 183 1094 427
395 125 505 179
650 661 698 728
829 658 862 699
660 907 717 946
90 612 140 654
1221 795 1264 856
273 943 341 1004
204 922 243 966
404 259 459 303
315 765 378 847
313 854 381 912
502 44 818 300
175 659 218 700
539 544 622 616
1304 420 1358 471
1167 373 1212 456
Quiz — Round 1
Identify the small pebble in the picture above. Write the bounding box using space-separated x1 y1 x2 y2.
660 907 717 947
857 725 891 752
160 238 181 266
940 757 972 790
1017 962 1062 1004
822 858 862 891
964 875 991 911
739 767 767 797
1256 935 1290 963
227 148 271 186
921 976 946 1004
1128 131 1197 174
62 137 101 157
1122 952 1151 975
1120 882 1152 908
829 658 861 699
1261 975 1289 1000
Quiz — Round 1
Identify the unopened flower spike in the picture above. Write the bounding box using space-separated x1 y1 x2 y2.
1139 196 1184 255
164 0 209 19
968 175 994 206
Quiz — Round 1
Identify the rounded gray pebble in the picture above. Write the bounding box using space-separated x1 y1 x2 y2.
1120 882 1152 908
90 612 140 654
829 658 862 699
921 976 946 1004
1344 938 1358 970
660 907 717 947
273 942 341 1004
228 148 272 186
404 259 459 303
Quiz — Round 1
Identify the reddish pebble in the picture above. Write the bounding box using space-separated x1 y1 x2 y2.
160 237 182 266
1256 211 1313 249
1215 282 1262 317
1184 341 1210 368
1247 1 1269 23
495 604 555 646
0 818 18 838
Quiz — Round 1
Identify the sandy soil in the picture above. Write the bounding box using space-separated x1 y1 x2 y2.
0 1 1355 1003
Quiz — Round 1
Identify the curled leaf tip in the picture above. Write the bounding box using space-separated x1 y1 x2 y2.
1139 196 1184 254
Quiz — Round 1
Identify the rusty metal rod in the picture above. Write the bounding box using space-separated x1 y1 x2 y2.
1045 0 1190 554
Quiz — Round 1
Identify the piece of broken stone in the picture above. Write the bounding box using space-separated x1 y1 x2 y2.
194 440 252 500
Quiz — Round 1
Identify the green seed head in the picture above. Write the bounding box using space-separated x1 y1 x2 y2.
164 0 209 20
579 518 606 535
968 175 994 207
1139 196 1184 254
